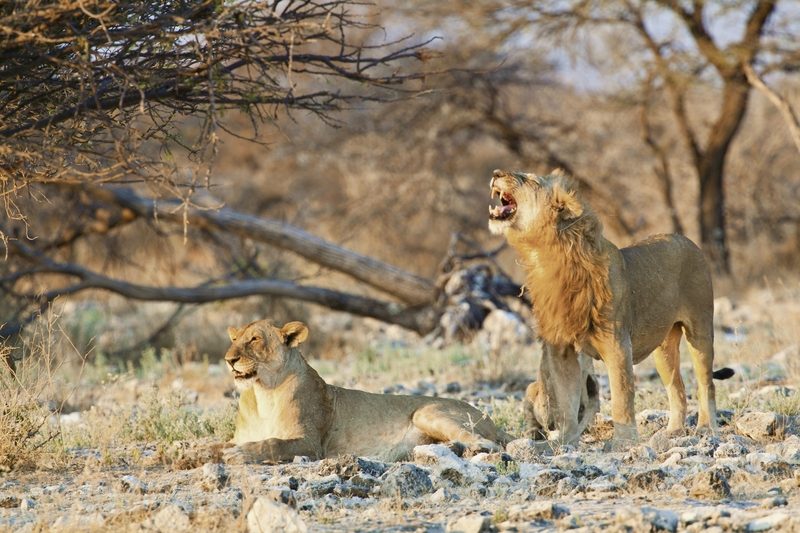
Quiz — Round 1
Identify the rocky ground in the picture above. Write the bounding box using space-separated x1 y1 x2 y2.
1 288 799 532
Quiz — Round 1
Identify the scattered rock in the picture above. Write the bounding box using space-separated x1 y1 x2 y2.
247 497 308 533
318 454 388 479
117 474 147 494
615 506 678 533
626 468 667 492
379 464 433 499
714 440 750 458
308 475 340 497
637 410 669 433
508 501 570 521
149 504 191 532
689 467 732 499
736 412 786 441
199 462 229 491
574 465 604 480
265 487 296 507
51 512 106 531
446 513 491 533
550 453 583 470
760 496 788 509
745 512 789 532
642 507 679 532
19 497 35 510
626 445 657 462
505 438 544 463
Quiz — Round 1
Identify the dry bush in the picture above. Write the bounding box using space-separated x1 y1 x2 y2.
0 310 81 470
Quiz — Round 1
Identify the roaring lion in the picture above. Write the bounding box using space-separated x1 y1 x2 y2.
488 169 733 448
222 319 508 464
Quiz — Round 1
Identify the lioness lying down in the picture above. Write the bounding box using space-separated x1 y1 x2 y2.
222 319 508 464
488 169 733 448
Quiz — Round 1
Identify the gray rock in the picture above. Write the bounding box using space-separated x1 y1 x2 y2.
379 464 433 498
318 454 388 479
446 513 491 533
760 496 788 509
199 462 229 491
308 475 340 497
247 497 308 533
626 468 667 492
735 412 786 441
689 467 732 499
641 506 679 533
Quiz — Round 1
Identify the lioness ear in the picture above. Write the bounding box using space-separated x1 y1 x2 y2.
227 326 242 342
551 185 583 219
281 321 309 347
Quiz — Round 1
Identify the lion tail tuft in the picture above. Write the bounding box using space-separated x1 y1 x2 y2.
712 367 735 380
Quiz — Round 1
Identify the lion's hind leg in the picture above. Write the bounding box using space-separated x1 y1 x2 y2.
411 402 501 453
683 321 718 432
654 324 687 435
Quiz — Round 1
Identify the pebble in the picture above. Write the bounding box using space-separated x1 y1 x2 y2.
689 468 732 499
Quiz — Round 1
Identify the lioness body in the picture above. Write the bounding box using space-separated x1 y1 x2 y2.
224 319 505 464
489 170 729 447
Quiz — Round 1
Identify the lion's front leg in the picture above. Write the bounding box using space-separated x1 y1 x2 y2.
223 437 321 465
595 334 638 450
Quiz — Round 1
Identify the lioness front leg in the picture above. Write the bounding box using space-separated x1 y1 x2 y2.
223 437 321 465
596 335 638 449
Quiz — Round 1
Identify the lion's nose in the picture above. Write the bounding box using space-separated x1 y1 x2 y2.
225 355 239 368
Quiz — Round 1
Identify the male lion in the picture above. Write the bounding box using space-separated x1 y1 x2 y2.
488 169 733 448
222 319 508 464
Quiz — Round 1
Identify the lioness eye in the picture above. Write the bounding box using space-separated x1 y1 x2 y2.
249 335 261 343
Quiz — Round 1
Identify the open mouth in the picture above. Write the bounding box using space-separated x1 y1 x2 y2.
489 187 517 221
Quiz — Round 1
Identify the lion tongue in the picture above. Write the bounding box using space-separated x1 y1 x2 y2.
489 204 515 217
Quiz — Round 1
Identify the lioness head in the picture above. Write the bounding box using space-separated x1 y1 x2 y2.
524 369 600 442
224 319 309 390
488 169 583 236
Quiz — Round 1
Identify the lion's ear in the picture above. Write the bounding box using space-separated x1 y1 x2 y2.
227 326 242 342
551 185 583 219
281 321 309 347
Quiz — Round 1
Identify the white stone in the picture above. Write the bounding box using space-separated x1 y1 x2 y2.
247 497 307 533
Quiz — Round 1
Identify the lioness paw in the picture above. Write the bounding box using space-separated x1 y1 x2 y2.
223 442 264 464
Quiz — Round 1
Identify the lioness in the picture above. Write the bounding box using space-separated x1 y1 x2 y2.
222 319 508 464
525 346 600 444
488 169 733 448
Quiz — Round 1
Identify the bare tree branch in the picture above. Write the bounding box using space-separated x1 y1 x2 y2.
744 64 800 153
6 240 438 335
78 186 436 305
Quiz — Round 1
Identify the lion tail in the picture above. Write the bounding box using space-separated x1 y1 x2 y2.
712 367 735 380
